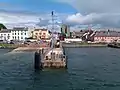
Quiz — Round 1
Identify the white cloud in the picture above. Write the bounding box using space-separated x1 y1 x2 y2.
66 13 120 28
0 11 66 31
53 0 120 28
56 0 120 14
66 13 100 24
0 12 40 28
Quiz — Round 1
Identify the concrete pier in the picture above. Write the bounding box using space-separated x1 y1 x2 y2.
34 42 67 70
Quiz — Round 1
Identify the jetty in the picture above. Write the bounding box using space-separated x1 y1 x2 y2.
34 39 67 69
34 11 67 70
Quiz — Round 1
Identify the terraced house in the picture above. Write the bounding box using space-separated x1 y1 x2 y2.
94 30 120 43
11 27 34 41
32 28 51 40
0 27 34 41
0 29 11 41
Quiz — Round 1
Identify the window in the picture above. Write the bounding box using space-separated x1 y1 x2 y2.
12 33 14 35
39 33 41 35
21 37 23 39
18 36 19 40
15 33 16 35
21 33 23 35
15 36 16 39
8 36 10 39
4 34 6 36
18 33 19 35
36 33 38 35
13 36 14 39
8 34 9 36
25 33 26 35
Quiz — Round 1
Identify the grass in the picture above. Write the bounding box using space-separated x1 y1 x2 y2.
0 43 17 48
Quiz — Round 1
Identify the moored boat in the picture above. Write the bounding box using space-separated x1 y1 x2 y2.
107 43 120 48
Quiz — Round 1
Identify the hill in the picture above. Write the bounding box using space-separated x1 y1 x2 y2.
0 23 7 30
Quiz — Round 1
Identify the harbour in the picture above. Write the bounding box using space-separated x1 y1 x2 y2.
1 0 120 90
1 47 120 90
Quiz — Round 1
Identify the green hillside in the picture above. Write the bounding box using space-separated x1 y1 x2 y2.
0 23 7 30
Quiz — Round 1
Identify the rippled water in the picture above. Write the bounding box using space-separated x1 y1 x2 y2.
0 48 120 90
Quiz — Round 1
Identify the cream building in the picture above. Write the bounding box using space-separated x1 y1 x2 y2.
33 28 51 40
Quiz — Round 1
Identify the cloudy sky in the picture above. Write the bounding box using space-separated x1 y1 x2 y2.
0 0 120 31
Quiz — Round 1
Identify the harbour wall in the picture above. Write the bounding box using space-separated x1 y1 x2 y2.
62 43 107 48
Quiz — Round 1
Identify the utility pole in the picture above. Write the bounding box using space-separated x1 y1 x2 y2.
51 11 54 49
51 11 54 61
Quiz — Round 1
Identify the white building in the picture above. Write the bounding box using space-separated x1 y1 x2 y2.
11 27 34 41
64 38 82 43
0 29 12 41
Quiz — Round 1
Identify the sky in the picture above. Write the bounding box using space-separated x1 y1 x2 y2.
0 0 120 31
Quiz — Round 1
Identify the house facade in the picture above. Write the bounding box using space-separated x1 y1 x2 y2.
0 29 11 41
32 29 50 40
11 27 33 41
94 31 120 43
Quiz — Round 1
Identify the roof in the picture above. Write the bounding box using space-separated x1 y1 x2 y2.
95 31 120 37
34 29 40 31
72 30 93 36
40 29 47 31
34 28 47 31
12 27 28 31
0 30 11 33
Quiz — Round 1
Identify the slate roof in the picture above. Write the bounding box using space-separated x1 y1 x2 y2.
0 29 11 33
95 31 120 37
12 27 28 31
72 30 94 37
34 29 47 31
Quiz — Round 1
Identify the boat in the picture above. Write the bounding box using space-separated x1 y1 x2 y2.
107 40 120 48
107 43 120 48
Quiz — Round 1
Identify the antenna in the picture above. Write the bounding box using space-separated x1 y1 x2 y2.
51 11 54 49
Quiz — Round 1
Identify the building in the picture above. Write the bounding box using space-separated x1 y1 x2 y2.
94 31 120 43
72 30 85 38
61 24 70 38
64 38 82 43
0 29 11 41
32 28 51 40
11 27 33 41
72 30 96 42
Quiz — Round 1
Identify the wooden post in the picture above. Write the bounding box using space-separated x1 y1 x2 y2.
34 50 42 70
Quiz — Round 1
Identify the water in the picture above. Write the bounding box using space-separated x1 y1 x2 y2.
0 48 120 90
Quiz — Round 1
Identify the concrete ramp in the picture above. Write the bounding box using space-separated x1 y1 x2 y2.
13 47 42 52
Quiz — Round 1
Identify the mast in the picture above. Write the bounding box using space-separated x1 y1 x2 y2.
51 11 55 61
51 11 54 49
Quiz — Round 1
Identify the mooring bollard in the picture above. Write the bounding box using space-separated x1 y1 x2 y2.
65 56 68 69
63 47 65 55
34 51 41 70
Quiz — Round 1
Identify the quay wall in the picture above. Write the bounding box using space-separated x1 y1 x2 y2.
62 43 107 48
